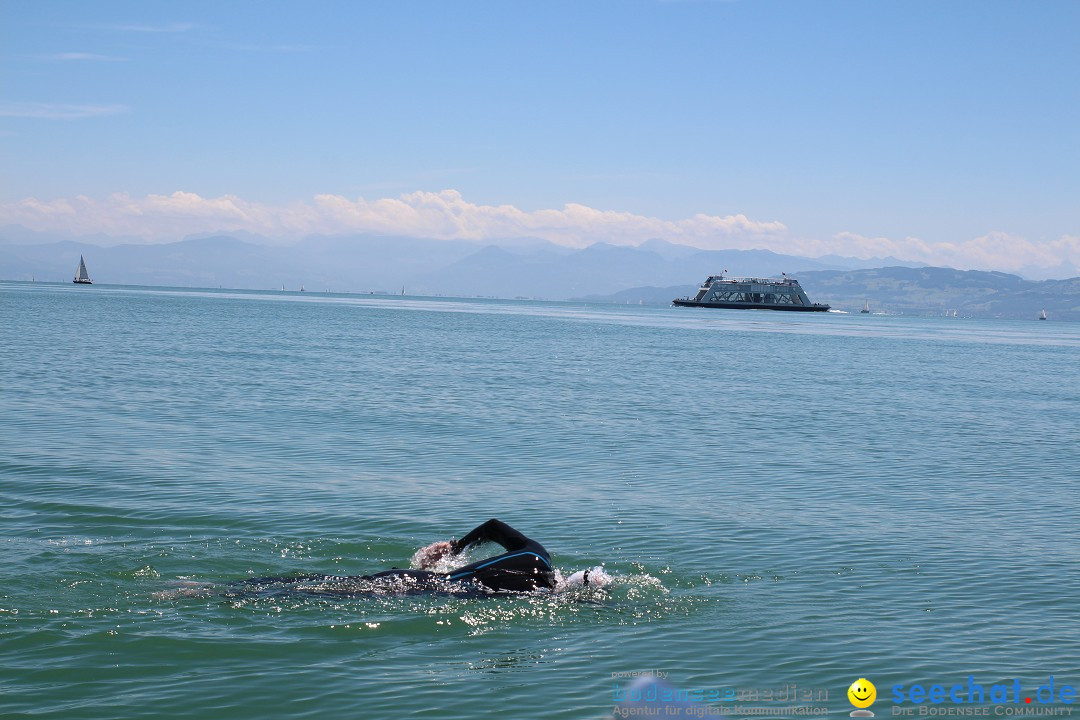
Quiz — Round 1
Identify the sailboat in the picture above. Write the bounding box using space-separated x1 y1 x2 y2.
861 299 870 314
73 255 92 284
1039 309 1048 321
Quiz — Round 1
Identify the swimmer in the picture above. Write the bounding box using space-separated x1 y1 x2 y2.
410 517 554 592
223 518 607 597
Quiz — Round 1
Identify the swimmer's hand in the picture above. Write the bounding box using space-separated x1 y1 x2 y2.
414 541 454 570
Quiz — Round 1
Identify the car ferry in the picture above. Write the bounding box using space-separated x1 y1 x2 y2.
673 273 829 311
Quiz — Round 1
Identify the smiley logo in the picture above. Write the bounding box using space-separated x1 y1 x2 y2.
848 678 877 715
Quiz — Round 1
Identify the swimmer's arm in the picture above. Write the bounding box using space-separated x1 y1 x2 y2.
451 518 528 554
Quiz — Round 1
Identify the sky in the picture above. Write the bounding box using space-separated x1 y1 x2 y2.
1 0 1078 275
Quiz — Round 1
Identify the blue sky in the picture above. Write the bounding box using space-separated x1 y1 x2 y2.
1 0 1078 274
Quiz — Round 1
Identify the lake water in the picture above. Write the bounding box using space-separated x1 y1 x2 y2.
2 281 1078 720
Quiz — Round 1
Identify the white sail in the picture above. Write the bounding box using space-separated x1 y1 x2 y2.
73 255 92 283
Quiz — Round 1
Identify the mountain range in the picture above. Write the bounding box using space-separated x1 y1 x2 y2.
2 228 1076 320
0 227 916 295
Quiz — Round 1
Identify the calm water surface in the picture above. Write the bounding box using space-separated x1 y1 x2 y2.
2 282 1078 719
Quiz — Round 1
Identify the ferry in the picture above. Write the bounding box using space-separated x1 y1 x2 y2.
673 272 829 312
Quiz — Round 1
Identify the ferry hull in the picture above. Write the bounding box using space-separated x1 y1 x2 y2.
672 299 829 311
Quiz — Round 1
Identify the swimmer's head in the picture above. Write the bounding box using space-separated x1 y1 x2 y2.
556 566 612 591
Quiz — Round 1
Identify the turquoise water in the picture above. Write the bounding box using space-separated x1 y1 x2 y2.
2 281 1078 719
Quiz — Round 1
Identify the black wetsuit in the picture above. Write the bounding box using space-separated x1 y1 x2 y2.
234 519 554 596
447 517 555 592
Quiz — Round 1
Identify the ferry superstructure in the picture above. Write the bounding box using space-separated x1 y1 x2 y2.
673 273 829 312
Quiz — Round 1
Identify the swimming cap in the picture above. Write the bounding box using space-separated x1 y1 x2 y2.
558 566 612 590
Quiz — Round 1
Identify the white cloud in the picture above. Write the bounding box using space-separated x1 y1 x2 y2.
98 22 196 33
33 52 127 61
0 190 786 249
1 189 1076 274
827 230 1080 273
211 42 319 53
0 102 128 119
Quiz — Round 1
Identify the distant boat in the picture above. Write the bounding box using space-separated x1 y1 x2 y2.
1039 309 1048 321
300 285 305 292
401 286 405 295
953 309 959 317
73 255 92 284
861 299 870 314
